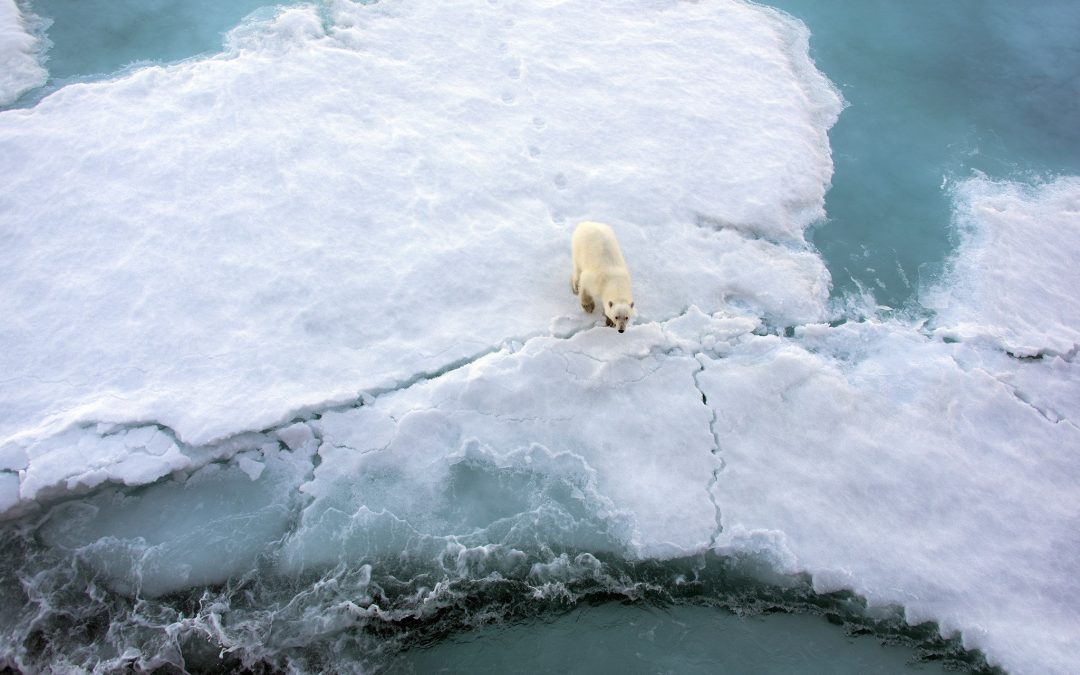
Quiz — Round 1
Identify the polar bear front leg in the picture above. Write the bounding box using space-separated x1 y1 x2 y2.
579 288 595 314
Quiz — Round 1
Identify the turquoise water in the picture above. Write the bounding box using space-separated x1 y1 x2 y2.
16 0 290 103
769 0 1080 312
400 603 954 674
30 0 280 78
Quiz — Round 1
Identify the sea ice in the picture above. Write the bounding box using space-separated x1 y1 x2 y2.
37 441 314 597
925 176 1080 356
16 309 741 599
702 320 1080 675
281 316 734 575
0 0 839 475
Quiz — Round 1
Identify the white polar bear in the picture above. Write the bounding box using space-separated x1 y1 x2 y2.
570 221 636 332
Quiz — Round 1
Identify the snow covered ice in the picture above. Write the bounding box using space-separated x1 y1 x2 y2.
924 176 1080 357
704 317 1080 674
0 0 835 452
1 0 1079 673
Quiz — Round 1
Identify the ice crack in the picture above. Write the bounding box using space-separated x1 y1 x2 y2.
691 354 725 548
692 212 807 249
942 352 1078 431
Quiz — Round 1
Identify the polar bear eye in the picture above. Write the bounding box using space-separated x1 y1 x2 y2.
630 302 634 308
608 301 613 308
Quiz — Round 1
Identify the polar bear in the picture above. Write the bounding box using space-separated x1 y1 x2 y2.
570 221 635 332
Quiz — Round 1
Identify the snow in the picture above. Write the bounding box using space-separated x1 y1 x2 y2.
2 1 1079 673
16 425 188 505
0 0 46 105
0 0 837 456
702 321 1080 675
924 176 1080 356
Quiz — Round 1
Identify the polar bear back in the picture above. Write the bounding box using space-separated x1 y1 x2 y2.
572 221 629 274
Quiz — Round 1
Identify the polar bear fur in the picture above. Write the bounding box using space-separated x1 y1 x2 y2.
570 221 635 332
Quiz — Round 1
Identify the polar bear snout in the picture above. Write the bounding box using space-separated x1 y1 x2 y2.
606 301 634 333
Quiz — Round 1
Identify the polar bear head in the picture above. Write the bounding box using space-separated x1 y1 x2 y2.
605 300 635 333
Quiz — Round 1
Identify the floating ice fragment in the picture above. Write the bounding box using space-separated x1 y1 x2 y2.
276 421 317 452
16 425 189 504
236 454 266 481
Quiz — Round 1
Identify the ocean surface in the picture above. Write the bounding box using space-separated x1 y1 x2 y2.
771 0 1080 314
2 1 1078 673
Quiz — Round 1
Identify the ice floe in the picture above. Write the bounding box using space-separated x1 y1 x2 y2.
0 0 839 456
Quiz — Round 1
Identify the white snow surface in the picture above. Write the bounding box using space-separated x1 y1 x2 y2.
0 0 838 455
0 0 46 105
925 175 1080 357
3 2 1080 674
703 322 1080 675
